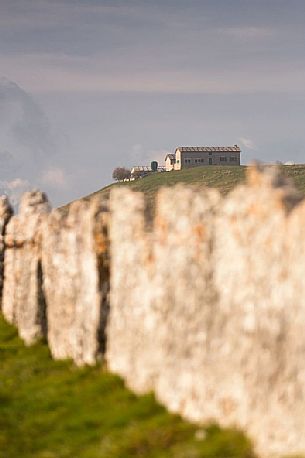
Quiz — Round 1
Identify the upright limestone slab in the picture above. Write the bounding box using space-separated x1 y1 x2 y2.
153 186 220 416
42 198 109 365
212 166 305 457
107 169 305 457
41 209 75 359
107 186 220 395
2 191 50 344
107 188 156 391
0 196 13 308
3 166 305 456
2 216 18 324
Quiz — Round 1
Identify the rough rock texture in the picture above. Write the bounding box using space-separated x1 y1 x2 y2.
3 166 305 456
153 186 220 416
211 166 305 457
107 186 220 394
107 189 156 391
2 216 18 324
0 196 13 307
107 168 305 458
2 191 50 344
42 198 109 365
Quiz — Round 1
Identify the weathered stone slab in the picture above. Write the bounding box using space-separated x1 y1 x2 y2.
153 186 220 414
42 198 109 365
106 168 305 457
106 188 156 391
2 191 50 344
3 166 305 457
107 186 220 395
210 166 305 457
2 216 19 324
0 196 13 310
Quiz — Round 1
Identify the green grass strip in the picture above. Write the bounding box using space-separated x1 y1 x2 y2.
0 315 255 458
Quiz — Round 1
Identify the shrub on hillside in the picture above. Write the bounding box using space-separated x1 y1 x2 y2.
112 167 131 181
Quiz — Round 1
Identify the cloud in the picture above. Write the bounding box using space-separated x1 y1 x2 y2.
238 137 256 150
129 145 169 167
6 178 30 190
2 52 305 96
0 77 67 205
148 149 169 165
129 144 144 165
0 177 31 207
218 26 274 40
0 77 55 166
1 1 305 97
40 167 68 189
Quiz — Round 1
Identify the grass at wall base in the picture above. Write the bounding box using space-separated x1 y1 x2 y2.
0 315 255 458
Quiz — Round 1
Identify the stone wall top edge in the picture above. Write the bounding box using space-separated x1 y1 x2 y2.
0 195 13 217
19 190 51 215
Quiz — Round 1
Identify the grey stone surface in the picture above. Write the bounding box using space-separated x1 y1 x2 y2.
211 166 305 457
3 167 305 456
107 189 156 391
2 216 18 324
0 196 13 310
42 197 109 365
107 185 220 395
106 168 305 457
153 186 220 418
2 191 50 344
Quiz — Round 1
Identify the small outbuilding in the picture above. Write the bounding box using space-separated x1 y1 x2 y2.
165 154 176 171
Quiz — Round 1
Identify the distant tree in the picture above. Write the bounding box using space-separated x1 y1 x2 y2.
112 167 131 181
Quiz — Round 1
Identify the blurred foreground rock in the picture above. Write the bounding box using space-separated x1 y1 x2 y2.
0 196 13 306
2 191 50 344
2 166 305 456
42 198 109 365
107 166 305 458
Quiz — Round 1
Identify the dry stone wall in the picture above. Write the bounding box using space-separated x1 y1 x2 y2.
41 198 109 365
0 196 13 309
107 167 305 458
107 189 157 391
211 168 305 456
107 185 220 396
2 191 50 344
2 166 305 456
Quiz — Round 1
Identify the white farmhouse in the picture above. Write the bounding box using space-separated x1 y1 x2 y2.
165 145 241 171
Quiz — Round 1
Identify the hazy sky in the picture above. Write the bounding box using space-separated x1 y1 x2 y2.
1 0 305 206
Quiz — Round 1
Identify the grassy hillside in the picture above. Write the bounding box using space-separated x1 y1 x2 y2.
81 166 247 205
0 315 256 458
62 165 305 213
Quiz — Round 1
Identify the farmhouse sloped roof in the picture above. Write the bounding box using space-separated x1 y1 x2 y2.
176 145 240 153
